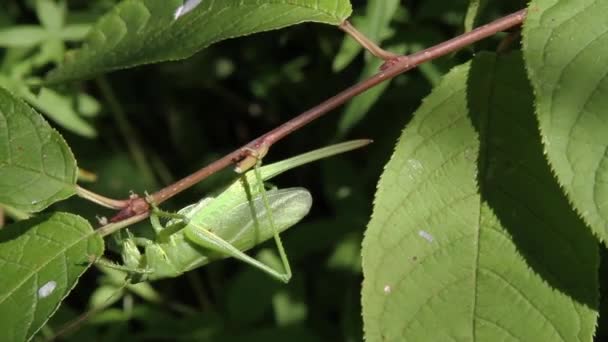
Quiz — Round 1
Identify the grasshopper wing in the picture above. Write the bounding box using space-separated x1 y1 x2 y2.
210 187 312 252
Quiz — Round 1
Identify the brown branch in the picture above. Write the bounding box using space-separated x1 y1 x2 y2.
105 8 527 224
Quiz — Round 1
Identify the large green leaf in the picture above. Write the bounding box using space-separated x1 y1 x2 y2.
0 212 104 342
0 86 78 212
523 0 608 242
362 52 598 340
46 0 353 83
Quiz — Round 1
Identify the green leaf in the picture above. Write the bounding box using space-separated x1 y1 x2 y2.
523 0 608 242
0 212 104 342
333 0 401 72
35 0 66 32
59 24 92 41
21 87 98 138
362 52 598 340
0 26 48 47
46 0 353 83
0 86 78 212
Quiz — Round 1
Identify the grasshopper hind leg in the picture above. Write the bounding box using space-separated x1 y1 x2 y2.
251 158 292 282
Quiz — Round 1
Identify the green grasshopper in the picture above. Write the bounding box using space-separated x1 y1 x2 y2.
109 140 370 283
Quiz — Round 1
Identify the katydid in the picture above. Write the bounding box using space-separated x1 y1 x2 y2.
108 140 370 283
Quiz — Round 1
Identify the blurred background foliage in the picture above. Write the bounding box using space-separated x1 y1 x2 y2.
0 0 527 340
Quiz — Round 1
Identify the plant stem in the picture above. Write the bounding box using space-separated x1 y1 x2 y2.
148 8 527 206
104 8 527 224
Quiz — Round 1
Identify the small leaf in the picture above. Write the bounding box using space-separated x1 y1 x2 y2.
35 0 66 32
362 52 598 340
463 0 487 32
523 0 608 242
59 24 92 41
0 212 104 342
21 87 98 138
0 26 48 47
46 0 353 83
0 86 78 212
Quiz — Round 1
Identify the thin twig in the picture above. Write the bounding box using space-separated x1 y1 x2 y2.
105 8 527 223
151 9 526 202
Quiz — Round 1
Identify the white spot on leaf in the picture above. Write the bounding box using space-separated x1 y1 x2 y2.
383 285 391 294
418 230 433 243
407 159 424 180
38 281 57 298
407 158 423 171
174 0 202 19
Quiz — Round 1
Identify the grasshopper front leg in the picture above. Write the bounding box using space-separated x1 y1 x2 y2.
94 231 153 281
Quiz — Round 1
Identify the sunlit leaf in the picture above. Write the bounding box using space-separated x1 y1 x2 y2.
47 0 353 83
362 52 598 340
523 0 608 242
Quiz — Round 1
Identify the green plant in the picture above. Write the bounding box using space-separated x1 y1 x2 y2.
1 0 606 341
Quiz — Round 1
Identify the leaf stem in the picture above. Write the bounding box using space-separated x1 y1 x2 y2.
76 186 127 209
339 20 399 60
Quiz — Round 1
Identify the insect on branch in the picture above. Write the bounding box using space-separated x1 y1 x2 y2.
89 8 527 227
